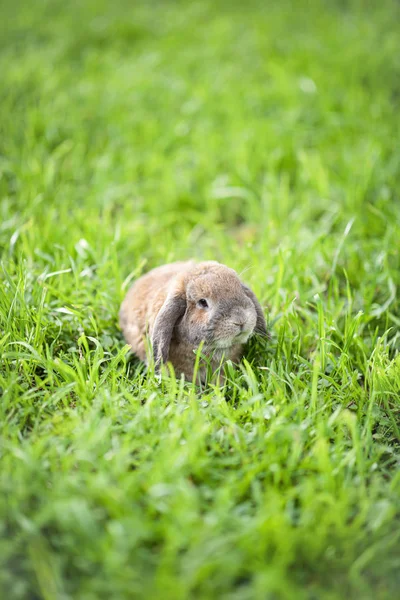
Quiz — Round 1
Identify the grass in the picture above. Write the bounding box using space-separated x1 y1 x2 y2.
1 0 400 598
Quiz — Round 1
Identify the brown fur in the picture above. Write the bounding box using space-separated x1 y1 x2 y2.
119 260 267 383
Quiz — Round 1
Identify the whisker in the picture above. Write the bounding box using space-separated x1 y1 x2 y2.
238 264 256 278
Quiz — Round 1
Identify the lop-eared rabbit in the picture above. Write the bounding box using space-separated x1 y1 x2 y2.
120 261 267 383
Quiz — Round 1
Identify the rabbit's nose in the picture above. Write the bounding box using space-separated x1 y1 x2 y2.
233 310 247 330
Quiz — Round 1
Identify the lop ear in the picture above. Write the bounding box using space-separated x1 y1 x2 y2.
151 293 186 366
242 284 268 336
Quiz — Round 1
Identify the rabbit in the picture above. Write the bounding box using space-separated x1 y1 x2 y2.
119 260 267 383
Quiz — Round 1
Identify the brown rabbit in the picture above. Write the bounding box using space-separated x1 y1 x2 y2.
119 260 267 383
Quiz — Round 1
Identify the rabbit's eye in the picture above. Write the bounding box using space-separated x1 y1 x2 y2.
197 298 209 309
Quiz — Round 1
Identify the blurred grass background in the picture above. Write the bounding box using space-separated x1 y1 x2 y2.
1 0 400 598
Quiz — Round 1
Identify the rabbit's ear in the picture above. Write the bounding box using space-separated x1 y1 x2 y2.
242 284 268 336
152 293 186 366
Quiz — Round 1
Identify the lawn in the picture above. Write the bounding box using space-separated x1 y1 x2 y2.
1 0 400 598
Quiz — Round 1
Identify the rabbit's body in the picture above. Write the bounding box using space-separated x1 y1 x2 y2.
119 260 266 382
120 262 191 362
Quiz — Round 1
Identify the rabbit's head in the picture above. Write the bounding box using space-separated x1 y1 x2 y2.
151 262 266 364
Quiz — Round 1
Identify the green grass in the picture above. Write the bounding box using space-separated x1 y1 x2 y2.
1 0 400 598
